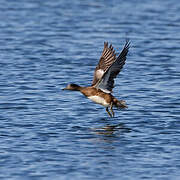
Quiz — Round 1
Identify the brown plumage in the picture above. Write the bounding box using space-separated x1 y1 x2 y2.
92 42 117 86
62 40 130 117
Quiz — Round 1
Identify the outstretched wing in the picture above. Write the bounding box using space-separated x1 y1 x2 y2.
91 42 117 86
94 40 130 93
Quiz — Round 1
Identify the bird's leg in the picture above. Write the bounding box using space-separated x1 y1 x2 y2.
110 102 114 117
106 107 112 117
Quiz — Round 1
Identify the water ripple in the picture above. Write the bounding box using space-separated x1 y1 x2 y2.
0 0 180 179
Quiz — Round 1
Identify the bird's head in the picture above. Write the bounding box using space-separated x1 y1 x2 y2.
62 84 81 91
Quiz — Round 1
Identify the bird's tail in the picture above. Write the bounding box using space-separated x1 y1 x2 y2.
113 98 128 109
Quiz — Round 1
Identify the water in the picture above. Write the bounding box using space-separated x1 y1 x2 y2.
0 0 180 179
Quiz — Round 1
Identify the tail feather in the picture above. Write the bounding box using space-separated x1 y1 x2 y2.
113 98 128 109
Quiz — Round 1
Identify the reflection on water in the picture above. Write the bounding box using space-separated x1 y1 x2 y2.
92 123 132 136
0 0 180 179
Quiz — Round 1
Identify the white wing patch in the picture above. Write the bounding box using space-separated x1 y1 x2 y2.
99 88 111 94
96 69 104 79
88 96 109 107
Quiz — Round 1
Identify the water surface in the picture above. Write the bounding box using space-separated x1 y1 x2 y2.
0 0 180 179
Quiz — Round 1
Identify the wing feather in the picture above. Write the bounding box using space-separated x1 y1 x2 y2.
92 42 116 86
94 40 130 93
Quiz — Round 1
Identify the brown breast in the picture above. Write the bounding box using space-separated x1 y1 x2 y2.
80 87 113 104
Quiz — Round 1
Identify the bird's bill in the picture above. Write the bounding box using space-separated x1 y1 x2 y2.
62 87 67 90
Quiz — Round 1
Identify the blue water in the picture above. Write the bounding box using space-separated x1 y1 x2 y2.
0 0 180 179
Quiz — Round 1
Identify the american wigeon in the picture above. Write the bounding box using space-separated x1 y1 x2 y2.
63 40 130 117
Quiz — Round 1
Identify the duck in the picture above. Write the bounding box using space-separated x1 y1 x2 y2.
63 40 130 117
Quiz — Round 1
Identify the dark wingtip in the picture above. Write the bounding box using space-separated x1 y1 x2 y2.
125 38 131 49
104 41 108 47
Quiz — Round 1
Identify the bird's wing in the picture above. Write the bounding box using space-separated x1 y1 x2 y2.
91 42 117 86
94 40 130 93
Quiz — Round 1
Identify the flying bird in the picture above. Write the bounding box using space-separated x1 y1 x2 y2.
63 40 130 117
